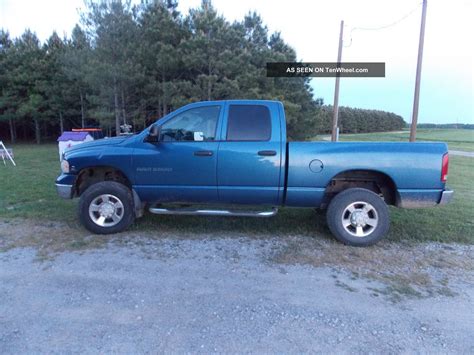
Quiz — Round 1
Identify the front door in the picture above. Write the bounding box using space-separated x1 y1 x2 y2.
217 103 282 205
133 104 223 203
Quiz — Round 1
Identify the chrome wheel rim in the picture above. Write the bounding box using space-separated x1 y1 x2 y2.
341 201 378 238
88 194 124 227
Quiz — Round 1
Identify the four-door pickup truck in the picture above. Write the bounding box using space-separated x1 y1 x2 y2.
56 100 453 246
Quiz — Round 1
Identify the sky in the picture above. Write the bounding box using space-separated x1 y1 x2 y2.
1 0 473 124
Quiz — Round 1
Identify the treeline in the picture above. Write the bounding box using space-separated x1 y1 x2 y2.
314 106 406 134
0 0 405 144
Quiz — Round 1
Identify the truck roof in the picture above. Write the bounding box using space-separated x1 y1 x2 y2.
187 99 282 105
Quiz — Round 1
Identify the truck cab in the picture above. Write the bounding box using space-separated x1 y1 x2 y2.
132 100 285 206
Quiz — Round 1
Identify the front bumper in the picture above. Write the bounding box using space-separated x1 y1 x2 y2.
55 173 77 199
438 189 454 205
56 183 73 199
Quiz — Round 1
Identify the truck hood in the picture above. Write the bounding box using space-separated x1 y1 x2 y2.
64 136 130 155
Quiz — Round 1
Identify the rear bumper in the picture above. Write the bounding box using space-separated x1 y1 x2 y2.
398 188 453 208
438 189 454 205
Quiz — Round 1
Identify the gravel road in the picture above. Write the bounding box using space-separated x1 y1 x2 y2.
1 221 473 353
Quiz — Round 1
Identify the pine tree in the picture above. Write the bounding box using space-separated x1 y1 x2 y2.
137 0 187 120
82 0 140 135
63 25 93 129
11 30 47 143
0 30 17 142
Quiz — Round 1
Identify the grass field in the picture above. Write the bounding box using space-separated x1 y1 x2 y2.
334 129 474 152
0 142 473 244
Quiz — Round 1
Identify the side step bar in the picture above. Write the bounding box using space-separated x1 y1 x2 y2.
149 206 278 218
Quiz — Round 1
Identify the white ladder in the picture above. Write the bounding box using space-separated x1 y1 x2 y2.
0 141 16 166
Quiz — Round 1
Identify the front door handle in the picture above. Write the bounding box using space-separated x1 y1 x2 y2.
194 150 213 157
258 150 277 156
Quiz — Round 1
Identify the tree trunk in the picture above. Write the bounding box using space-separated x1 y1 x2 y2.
43 120 47 139
121 89 127 125
207 62 212 101
80 91 85 128
162 70 168 116
207 30 212 101
59 112 64 134
22 122 27 140
13 119 17 141
114 80 120 136
8 118 16 144
34 119 41 144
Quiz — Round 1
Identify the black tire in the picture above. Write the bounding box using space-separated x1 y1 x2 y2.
326 188 389 246
78 181 135 234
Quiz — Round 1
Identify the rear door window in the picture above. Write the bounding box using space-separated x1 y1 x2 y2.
226 105 271 141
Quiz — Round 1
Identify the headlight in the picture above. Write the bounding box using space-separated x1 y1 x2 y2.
61 159 70 173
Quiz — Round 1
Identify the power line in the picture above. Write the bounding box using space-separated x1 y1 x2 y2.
343 2 423 48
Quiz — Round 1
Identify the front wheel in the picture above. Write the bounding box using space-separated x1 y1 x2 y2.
326 188 390 246
79 181 135 234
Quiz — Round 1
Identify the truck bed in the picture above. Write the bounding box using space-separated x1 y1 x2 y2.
285 141 448 208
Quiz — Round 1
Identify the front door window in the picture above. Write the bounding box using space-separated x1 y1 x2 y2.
160 106 220 142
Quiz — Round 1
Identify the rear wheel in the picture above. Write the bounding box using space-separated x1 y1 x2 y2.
79 181 135 234
326 188 389 246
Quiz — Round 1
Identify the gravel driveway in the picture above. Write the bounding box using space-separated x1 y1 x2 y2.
0 219 473 353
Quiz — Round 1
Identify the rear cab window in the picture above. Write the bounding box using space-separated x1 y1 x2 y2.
226 105 271 141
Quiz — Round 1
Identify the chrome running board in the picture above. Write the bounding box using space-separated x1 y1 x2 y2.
149 206 278 218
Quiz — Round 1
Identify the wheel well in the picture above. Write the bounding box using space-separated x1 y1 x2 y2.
322 170 398 208
74 166 132 197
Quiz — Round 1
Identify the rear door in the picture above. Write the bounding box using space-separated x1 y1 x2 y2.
217 102 282 205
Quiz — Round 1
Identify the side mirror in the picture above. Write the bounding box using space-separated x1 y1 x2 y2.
145 125 160 143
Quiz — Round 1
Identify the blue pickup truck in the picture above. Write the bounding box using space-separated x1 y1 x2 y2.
56 100 453 246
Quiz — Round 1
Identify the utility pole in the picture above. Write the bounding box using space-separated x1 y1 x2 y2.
331 20 344 142
409 0 428 142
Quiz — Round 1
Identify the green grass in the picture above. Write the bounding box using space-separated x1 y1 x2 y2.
337 129 474 152
0 144 473 244
0 144 75 221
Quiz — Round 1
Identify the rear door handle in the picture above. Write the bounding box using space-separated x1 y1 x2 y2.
258 150 277 156
194 150 213 157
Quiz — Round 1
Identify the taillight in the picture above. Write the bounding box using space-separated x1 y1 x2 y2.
441 153 449 183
